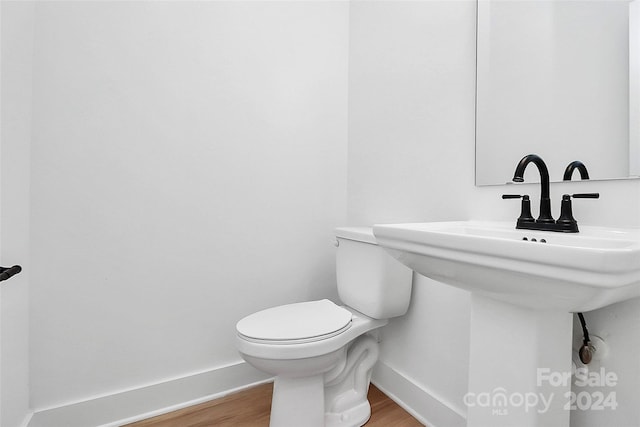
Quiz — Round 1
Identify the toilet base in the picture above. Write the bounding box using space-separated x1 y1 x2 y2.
269 375 372 427
265 334 380 427
270 375 326 427
238 308 387 427
325 398 371 427
324 334 378 427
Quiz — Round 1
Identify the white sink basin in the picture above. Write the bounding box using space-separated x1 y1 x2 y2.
373 221 640 311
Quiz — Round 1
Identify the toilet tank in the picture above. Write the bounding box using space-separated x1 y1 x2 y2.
334 227 413 319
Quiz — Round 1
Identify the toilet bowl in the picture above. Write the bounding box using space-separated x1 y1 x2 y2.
235 227 413 427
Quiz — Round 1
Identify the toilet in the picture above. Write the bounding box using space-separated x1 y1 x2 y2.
235 227 413 427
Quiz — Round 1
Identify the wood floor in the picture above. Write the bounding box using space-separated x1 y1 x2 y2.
126 382 423 427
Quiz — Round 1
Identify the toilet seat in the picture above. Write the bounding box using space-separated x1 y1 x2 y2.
237 305 387 360
236 299 352 345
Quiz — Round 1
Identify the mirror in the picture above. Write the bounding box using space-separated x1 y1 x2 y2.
476 0 640 186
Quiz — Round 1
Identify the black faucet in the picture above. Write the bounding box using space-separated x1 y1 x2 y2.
503 155 599 232
512 154 554 224
557 161 598 232
563 160 590 181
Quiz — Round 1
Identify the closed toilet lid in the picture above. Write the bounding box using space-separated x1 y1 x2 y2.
236 299 352 343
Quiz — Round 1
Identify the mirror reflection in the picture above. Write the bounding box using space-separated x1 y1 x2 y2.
476 0 640 186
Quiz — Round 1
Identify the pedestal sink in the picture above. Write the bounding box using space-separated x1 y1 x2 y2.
373 221 640 427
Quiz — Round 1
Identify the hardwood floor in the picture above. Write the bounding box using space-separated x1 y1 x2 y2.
125 382 423 427
367 386 424 427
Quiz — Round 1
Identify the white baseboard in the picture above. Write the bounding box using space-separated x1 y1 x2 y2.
28 361 272 427
371 361 467 427
26 359 463 427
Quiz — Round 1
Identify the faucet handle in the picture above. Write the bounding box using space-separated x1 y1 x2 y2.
556 193 600 232
502 194 535 227
572 193 600 199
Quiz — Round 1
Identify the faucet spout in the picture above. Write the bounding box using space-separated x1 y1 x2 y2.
512 154 554 223
563 161 590 181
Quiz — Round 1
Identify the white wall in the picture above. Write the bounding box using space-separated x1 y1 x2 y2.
348 1 476 425
28 1 348 410
1 2 34 426
348 1 640 427
7 1 640 426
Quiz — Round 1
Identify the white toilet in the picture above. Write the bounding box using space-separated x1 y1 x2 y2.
235 227 413 427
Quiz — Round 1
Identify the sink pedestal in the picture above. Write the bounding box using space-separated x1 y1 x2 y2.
467 295 573 427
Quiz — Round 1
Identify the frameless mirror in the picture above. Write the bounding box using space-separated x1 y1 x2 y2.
476 0 640 186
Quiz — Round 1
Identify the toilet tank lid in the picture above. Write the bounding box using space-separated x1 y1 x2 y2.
334 227 376 245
